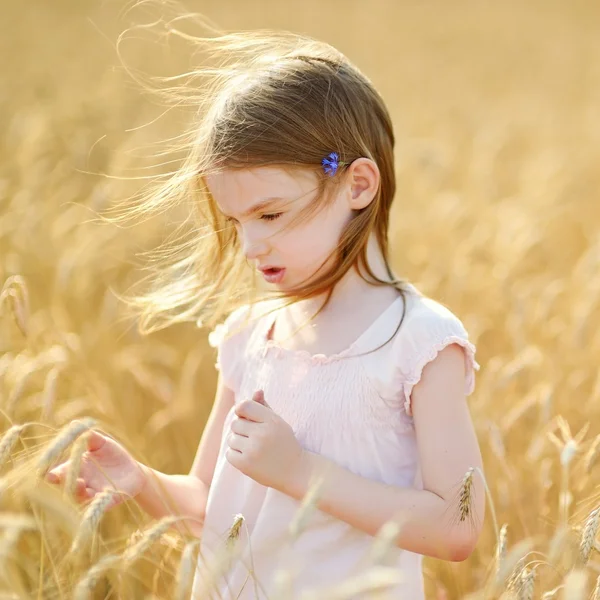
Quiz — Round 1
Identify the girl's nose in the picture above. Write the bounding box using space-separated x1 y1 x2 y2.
241 230 269 261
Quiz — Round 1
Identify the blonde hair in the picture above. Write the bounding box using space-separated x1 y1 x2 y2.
103 9 411 343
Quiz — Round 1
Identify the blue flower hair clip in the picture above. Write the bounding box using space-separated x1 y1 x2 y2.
322 152 347 177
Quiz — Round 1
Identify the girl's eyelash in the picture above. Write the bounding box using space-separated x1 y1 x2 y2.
260 213 282 221
226 213 282 223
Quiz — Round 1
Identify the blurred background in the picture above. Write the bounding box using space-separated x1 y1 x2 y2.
1 0 600 598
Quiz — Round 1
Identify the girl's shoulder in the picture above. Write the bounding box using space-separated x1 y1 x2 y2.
360 285 481 417
208 298 280 348
207 298 279 392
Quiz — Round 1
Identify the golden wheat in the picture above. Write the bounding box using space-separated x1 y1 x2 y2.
174 539 201 600
122 516 184 564
0 425 25 470
72 553 121 600
578 506 600 567
517 568 535 600
69 490 116 555
459 467 475 522
65 430 90 499
36 418 96 477
2 1 600 597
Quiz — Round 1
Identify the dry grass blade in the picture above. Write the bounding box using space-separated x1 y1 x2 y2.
36 418 96 477
592 575 600 600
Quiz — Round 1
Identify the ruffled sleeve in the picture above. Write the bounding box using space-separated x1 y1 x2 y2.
394 300 481 417
208 304 254 393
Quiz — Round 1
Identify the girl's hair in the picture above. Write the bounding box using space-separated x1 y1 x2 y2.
104 8 411 350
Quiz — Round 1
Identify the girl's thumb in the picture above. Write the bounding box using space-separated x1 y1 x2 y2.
87 430 106 452
252 389 269 407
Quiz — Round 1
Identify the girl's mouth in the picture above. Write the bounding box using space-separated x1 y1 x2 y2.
261 267 286 283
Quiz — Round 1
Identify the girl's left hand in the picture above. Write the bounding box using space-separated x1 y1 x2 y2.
225 390 306 493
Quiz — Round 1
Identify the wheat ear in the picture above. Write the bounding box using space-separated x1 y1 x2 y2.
517 567 535 600
122 516 183 564
579 506 600 566
459 467 475 522
65 431 90 499
36 418 95 477
0 425 26 470
72 553 121 600
69 490 115 555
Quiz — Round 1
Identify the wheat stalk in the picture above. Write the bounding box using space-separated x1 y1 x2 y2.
459 467 475 522
288 472 325 541
0 515 37 562
0 275 29 337
578 506 600 566
69 490 115 555
36 418 96 477
584 434 600 474
298 565 404 600
226 513 245 550
495 523 508 586
72 553 120 600
40 366 60 422
366 518 406 567
122 516 183 564
175 539 201 600
517 567 535 600
591 575 600 600
64 431 90 499
0 425 26 470
562 569 587 599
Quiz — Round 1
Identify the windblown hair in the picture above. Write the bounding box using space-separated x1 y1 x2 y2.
103 7 411 343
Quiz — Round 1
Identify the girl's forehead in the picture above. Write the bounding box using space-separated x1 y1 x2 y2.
206 166 317 210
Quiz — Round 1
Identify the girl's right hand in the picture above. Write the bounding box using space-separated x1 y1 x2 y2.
45 425 147 508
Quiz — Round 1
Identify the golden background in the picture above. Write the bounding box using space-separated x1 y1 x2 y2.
1 0 600 597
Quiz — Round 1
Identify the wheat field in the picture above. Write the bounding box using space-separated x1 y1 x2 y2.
1 0 600 598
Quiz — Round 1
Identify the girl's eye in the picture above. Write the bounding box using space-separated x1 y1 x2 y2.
260 213 282 222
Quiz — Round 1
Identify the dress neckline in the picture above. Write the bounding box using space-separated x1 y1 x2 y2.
261 292 408 365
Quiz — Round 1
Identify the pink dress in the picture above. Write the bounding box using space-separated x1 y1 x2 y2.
192 283 480 600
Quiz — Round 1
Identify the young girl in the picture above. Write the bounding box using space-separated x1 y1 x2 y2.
47 25 484 600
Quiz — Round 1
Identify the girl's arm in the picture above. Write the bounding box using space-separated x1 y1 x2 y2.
283 344 485 562
135 374 235 538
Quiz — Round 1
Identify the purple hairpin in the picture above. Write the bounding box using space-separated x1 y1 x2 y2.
322 152 346 177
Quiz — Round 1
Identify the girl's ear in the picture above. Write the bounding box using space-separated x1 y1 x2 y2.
347 158 380 210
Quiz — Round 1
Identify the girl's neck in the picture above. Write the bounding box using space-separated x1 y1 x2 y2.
291 233 399 321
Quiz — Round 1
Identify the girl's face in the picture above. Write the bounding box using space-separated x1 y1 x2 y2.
206 166 353 290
